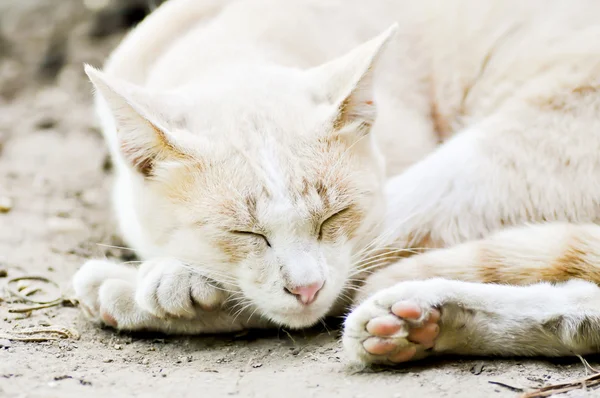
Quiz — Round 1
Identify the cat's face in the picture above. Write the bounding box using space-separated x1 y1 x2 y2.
87 26 396 328
152 118 385 328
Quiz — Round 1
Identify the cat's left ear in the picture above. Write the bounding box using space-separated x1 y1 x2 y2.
84 65 189 177
308 23 398 135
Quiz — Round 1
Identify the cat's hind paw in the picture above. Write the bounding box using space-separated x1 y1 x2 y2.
342 282 445 365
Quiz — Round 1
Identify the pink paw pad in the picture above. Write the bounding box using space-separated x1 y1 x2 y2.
362 301 441 363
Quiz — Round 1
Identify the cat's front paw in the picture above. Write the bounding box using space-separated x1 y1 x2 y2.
135 259 227 319
343 280 449 365
73 258 228 331
72 259 138 326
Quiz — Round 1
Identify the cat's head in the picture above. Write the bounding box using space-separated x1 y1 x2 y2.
86 25 396 328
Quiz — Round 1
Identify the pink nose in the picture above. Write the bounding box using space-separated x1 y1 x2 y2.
285 282 324 305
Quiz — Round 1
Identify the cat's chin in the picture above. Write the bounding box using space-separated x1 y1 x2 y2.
267 307 330 330
274 316 322 330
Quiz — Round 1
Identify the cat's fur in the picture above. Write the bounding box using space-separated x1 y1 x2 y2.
73 0 600 365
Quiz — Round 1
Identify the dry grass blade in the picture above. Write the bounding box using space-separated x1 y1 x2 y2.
8 298 77 313
5 275 77 313
6 275 62 304
520 374 600 397
0 326 80 342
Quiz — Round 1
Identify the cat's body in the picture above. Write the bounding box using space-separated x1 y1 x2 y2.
73 0 600 364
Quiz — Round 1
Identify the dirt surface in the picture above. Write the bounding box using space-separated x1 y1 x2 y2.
0 1 598 397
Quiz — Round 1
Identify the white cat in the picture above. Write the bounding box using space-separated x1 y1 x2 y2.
74 0 600 365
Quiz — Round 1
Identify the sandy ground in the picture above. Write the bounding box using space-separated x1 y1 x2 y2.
0 1 598 397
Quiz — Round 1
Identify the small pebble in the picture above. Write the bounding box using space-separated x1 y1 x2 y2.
103 358 113 363
35 116 57 130
113 344 122 350
176 355 192 364
471 362 485 375
0 269 7 278
0 338 12 348
0 197 13 213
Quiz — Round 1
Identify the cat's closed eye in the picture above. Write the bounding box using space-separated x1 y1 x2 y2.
318 207 351 240
231 230 271 247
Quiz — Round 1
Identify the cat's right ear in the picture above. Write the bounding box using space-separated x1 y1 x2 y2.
84 64 186 177
307 24 398 137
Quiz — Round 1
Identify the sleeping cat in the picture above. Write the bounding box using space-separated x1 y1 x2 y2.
73 0 600 365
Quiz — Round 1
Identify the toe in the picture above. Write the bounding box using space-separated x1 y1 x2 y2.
366 315 404 336
426 308 441 324
101 311 118 328
389 346 417 363
363 337 398 355
408 323 439 348
391 301 422 319
190 279 225 312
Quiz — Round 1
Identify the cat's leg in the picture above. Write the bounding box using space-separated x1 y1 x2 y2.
345 222 600 364
73 259 270 334
357 222 600 293
380 92 600 249
343 278 600 365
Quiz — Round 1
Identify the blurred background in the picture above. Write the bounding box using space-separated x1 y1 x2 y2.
0 0 165 100
0 0 169 159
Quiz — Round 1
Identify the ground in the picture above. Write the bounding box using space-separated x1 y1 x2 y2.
0 1 597 397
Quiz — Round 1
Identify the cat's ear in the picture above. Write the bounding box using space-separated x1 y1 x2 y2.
308 24 398 135
84 64 186 177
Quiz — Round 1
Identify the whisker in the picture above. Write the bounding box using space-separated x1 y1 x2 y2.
348 262 393 277
350 248 420 268
95 243 138 251
337 291 356 302
232 302 255 324
246 306 261 324
319 318 332 336
352 210 430 260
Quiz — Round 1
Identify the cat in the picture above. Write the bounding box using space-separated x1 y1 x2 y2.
73 0 600 366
